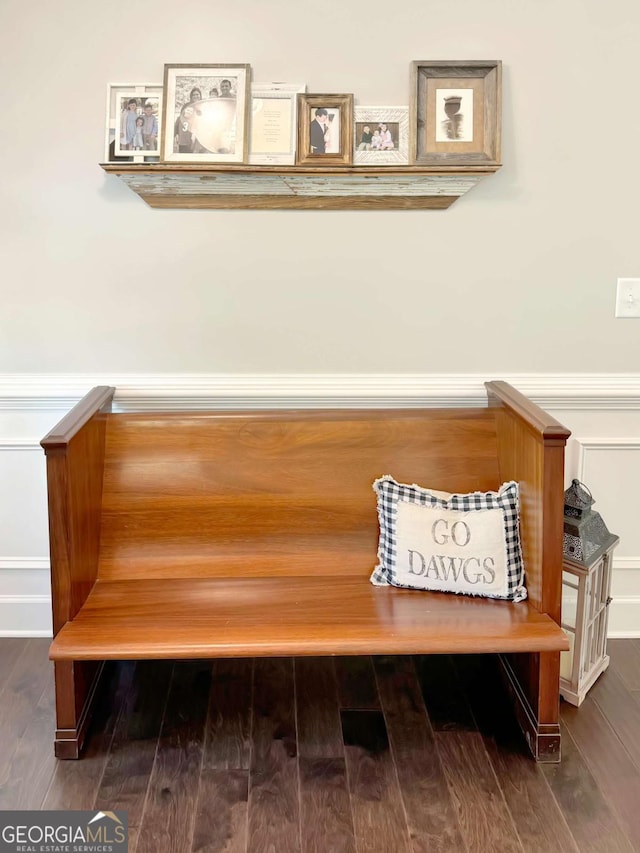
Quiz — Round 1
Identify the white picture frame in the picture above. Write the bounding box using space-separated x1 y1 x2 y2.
104 83 162 164
161 63 251 164
249 83 305 165
353 106 409 166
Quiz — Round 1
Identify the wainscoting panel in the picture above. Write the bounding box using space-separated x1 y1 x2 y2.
576 439 640 559
0 439 49 558
572 439 640 637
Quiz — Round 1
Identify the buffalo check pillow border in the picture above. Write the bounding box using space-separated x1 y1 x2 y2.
370 476 527 602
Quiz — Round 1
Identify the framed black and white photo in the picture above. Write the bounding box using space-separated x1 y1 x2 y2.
410 61 502 166
250 83 305 165
296 93 353 166
353 107 409 166
161 64 251 164
435 89 474 142
104 83 162 163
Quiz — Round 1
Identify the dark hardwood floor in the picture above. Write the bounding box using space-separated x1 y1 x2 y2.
1 639 640 852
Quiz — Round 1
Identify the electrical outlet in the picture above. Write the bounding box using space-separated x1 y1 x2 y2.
615 278 640 318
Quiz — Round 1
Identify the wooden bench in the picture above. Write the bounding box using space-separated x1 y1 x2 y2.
41 381 570 760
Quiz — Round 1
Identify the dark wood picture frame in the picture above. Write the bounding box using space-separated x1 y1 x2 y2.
296 93 354 166
410 60 501 166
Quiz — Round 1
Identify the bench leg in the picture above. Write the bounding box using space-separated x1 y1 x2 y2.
53 660 104 759
498 651 561 763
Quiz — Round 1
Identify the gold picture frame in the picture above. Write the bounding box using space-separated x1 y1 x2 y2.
296 93 354 166
410 60 501 166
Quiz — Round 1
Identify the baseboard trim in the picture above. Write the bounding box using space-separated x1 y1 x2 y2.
0 595 52 636
0 558 50 571
0 630 52 638
614 558 640 571
608 596 640 638
1 593 633 637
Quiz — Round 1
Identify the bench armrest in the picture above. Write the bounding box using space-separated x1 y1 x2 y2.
485 381 570 443
485 381 570 622
41 387 115 634
41 386 115 449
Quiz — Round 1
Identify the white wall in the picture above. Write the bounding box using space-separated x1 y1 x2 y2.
0 0 639 372
0 1 639 634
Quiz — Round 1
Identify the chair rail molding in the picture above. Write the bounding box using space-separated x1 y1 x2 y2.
1 373 640 411
0 439 42 450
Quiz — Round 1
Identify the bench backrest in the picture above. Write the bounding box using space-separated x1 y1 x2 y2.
97 408 500 581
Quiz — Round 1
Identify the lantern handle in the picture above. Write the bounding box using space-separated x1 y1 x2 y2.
571 478 593 502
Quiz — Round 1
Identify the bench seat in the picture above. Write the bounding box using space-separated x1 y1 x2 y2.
49 575 569 661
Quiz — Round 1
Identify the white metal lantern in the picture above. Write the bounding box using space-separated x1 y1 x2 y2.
560 480 619 706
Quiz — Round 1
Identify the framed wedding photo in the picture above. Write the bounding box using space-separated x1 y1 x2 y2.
353 107 409 166
410 60 501 166
104 83 162 163
296 93 353 166
161 63 251 164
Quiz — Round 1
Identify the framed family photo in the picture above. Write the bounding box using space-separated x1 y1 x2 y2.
104 83 162 163
410 60 501 166
353 107 409 165
161 63 251 164
296 93 353 166
250 83 305 165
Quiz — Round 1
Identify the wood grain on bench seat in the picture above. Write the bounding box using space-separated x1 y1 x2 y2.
49 576 569 661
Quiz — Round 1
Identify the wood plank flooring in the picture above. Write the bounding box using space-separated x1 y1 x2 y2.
1 639 639 852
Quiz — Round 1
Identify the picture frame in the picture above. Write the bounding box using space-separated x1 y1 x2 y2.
104 83 162 163
296 93 354 166
353 107 409 166
161 63 251 164
249 83 305 165
409 61 501 166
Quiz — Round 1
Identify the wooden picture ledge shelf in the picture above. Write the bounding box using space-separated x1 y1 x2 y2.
101 162 501 210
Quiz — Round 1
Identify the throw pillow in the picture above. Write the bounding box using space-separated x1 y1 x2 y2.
370 476 526 602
